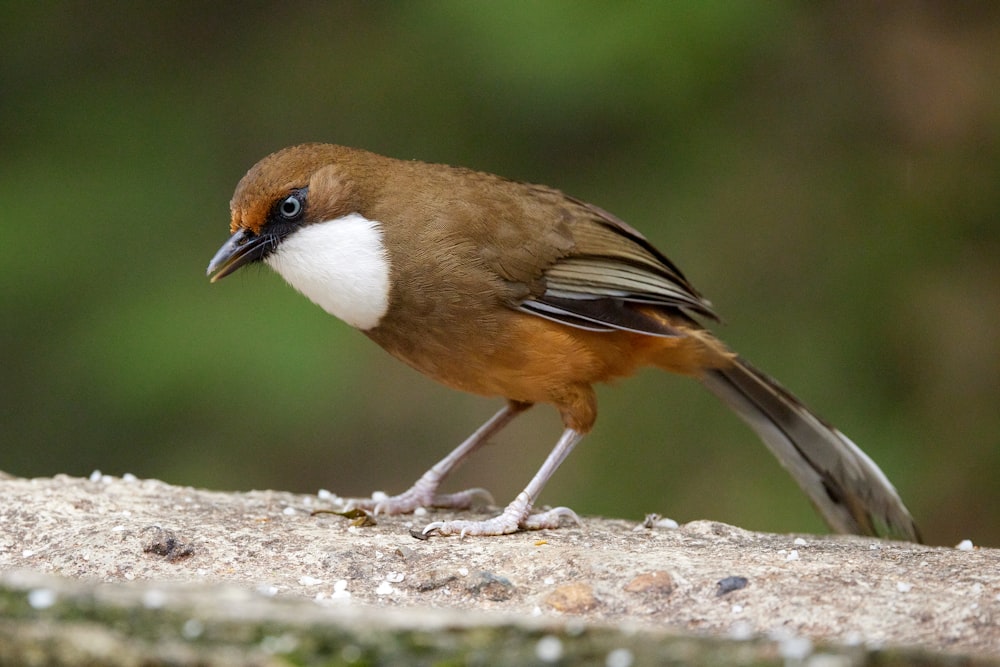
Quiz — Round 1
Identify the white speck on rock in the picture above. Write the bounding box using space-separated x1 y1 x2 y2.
181 618 204 640
778 635 813 660
141 588 167 609
605 647 634 667
956 539 974 551
535 635 563 662
843 631 864 646
331 580 351 600
729 620 753 640
27 588 56 609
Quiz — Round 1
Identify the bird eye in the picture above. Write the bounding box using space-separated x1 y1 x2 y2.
278 194 303 221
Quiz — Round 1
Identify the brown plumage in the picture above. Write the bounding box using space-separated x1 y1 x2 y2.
209 143 920 541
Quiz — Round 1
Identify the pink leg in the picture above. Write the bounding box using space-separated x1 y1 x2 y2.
343 401 531 515
420 427 584 537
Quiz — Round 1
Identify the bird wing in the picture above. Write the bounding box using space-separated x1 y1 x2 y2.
516 196 719 336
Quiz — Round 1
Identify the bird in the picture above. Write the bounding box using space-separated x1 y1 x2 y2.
207 143 920 541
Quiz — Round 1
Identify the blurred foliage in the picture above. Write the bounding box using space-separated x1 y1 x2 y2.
1 2 998 546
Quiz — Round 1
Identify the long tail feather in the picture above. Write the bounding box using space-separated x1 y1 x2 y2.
699 357 920 542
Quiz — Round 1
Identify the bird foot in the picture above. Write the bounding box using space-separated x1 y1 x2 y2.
420 496 580 537
340 486 494 515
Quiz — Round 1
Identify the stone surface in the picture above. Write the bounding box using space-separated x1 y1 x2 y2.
1 473 998 663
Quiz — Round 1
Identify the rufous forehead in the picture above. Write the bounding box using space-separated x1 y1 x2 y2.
229 155 312 234
229 196 274 235
227 144 360 234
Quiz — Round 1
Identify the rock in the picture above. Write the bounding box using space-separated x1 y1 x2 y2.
1 473 998 664
624 570 675 596
544 582 600 613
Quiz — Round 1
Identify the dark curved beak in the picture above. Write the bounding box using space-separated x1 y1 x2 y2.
206 229 270 282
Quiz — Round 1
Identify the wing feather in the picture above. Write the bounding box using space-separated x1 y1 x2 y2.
517 206 718 335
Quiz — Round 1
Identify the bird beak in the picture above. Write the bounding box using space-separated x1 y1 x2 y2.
206 229 270 282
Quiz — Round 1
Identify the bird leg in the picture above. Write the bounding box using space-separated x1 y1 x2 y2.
341 401 531 515
420 427 584 537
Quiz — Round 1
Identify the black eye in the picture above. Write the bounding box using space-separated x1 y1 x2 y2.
278 194 303 221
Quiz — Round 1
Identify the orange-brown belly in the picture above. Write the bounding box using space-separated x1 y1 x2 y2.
376 309 733 415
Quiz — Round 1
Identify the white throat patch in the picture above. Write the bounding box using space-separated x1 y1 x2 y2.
265 213 391 330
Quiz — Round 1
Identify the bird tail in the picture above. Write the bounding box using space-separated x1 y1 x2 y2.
698 356 921 542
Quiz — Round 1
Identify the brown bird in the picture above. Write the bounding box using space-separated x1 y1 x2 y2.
207 143 920 541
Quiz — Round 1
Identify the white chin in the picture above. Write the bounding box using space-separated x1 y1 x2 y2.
265 213 391 330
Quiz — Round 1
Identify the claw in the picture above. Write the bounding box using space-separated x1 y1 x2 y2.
333 485 495 517
419 503 579 538
521 506 581 530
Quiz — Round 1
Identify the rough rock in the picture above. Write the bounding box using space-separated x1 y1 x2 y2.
1 474 998 665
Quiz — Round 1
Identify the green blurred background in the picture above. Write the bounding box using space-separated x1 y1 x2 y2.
2 2 998 547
